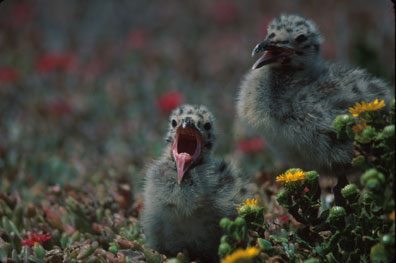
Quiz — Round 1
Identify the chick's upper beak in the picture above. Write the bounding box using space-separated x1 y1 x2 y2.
251 39 294 69
181 117 193 129
251 40 270 57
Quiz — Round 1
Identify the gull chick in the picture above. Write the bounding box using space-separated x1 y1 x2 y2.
142 104 250 262
237 14 392 200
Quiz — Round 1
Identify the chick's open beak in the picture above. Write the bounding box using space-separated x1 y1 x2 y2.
171 124 202 184
251 40 294 69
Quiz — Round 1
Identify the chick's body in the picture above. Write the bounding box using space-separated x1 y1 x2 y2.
142 104 249 262
237 14 393 174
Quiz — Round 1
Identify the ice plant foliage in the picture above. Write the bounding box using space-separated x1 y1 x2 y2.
276 170 306 184
221 247 260 263
348 99 385 117
21 233 51 247
237 198 258 211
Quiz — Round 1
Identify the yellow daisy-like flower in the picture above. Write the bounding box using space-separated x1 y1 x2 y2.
352 121 368 134
276 170 306 183
389 211 395 221
349 99 385 117
222 247 260 263
237 198 258 211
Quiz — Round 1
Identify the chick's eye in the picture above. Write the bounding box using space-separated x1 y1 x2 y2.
171 120 177 127
295 34 307 43
204 123 211 130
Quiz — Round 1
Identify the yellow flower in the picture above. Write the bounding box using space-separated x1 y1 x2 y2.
237 198 258 211
276 170 306 183
390 211 395 221
352 121 368 134
222 247 260 263
349 99 385 117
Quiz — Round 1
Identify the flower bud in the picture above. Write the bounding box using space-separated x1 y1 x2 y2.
333 114 354 131
357 127 376 144
234 217 246 227
218 243 232 257
276 190 293 208
361 169 385 185
219 218 232 229
382 125 394 138
341 184 360 203
366 179 381 192
329 206 346 218
220 235 229 244
328 206 346 227
305 171 319 182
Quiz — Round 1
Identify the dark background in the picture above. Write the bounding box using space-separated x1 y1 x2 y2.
0 0 394 198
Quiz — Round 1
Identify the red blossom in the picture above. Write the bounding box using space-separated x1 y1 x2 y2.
0 67 19 84
157 90 184 114
10 2 33 26
36 52 79 74
304 187 309 193
212 0 238 24
277 214 289 224
126 29 150 50
237 137 266 154
21 233 51 247
48 99 72 117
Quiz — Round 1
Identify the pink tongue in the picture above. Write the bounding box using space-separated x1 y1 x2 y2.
176 153 191 184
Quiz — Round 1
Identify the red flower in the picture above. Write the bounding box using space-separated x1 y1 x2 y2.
48 99 72 117
237 137 266 154
304 187 309 193
0 67 19 84
212 0 238 24
126 29 150 50
277 214 289 224
36 52 78 74
10 2 33 26
157 91 184 114
21 233 51 247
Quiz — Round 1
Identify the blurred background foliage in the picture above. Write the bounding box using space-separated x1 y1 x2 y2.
0 0 394 199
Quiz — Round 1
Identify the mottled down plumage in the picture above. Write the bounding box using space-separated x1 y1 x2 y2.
237 14 393 175
141 104 250 262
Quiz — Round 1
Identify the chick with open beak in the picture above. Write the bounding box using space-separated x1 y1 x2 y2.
142 104 251 262
168 106 215 184
171 117 203 184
